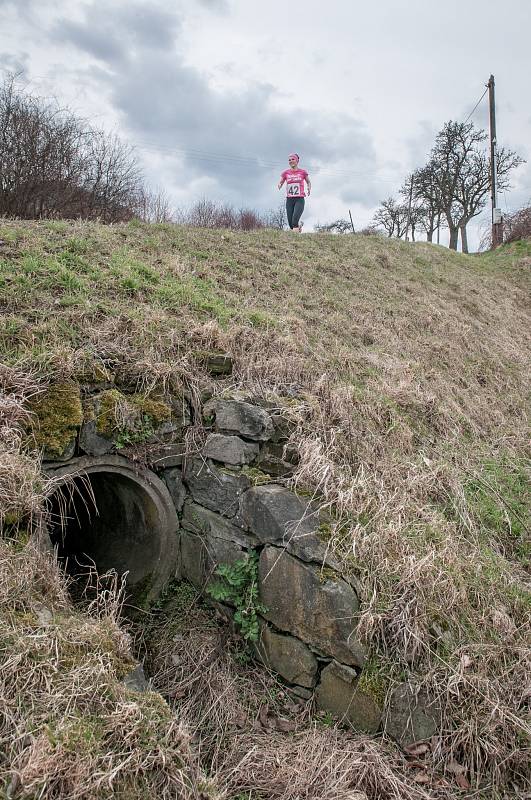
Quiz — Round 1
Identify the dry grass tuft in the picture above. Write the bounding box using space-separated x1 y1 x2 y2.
282 378 530 792
0 539 210 800
0 364 45 528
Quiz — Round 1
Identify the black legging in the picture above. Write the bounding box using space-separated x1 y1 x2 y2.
286 197 305 229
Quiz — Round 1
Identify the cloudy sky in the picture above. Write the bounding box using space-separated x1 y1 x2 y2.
2 0 530 247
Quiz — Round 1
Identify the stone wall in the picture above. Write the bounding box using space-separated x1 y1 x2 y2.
38 372 438 744
176 397 385 733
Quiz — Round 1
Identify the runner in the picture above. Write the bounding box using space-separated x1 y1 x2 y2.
278 153 311 232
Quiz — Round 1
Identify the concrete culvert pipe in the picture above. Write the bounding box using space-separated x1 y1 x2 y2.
45 455 179 609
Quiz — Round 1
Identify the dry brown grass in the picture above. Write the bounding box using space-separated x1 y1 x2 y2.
0 219 530 797
142 595 437 800
0 364 45 529
0 537 211 800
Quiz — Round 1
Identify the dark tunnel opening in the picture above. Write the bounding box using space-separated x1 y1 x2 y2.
47 469 175 609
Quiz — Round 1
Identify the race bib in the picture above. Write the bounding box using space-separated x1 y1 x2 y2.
287 182 301 197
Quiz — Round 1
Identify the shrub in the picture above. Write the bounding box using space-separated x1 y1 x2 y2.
504 204 531 243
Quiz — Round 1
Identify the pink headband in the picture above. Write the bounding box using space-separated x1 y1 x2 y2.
288 153 299 162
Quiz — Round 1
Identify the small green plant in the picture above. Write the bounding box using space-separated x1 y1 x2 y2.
317 710 335 727
208 550 266 642
114 414 155 448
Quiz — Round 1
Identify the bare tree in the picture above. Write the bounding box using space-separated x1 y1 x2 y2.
83 132 143 222
135 186 174 223
176 198 266 230
503 203 531 243
406 168 446 243
214 203 237 228
315 219 353 234
372 197 409 238
1 74 86 217
265 204 287 230
480 202 531 249
398 178 427 242
185 198 219 227
0 73 144 222
238 208 264 230
425 121 523 252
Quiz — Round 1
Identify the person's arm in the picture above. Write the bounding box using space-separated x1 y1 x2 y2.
278 175 286 190
305 175 311 196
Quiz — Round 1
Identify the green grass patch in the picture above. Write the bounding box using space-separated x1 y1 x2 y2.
154 274 236 324
465 456 530 568
357 655 390 704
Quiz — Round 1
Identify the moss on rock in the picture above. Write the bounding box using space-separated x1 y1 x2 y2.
240 465 272 485
318 566 340 584
95 389 126 437
29 381 83 458
95 390 172 440
132 395 172 424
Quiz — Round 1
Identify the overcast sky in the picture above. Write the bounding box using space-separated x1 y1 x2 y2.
2 0 530 248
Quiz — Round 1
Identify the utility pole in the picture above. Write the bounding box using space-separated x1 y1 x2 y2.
488 74 503 247
404 175 414 242
348 209 355 234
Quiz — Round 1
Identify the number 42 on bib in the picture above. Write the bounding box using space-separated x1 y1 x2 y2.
287 183 301 196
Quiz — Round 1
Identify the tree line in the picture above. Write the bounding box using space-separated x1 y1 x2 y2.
317 120 525 251
0 74 286 230
371 120 524 252
0 74 148 222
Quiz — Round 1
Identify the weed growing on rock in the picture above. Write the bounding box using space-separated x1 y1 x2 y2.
208 551 266 642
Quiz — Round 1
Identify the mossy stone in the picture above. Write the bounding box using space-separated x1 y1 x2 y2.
133 395 172 424
240 465 272 485
95 390 172 439
29 381 83 459
315 660 382 733
193 350 233 375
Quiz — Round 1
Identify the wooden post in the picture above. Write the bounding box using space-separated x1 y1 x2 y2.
488 75 503 247
405 175 414 241
348 209 355 234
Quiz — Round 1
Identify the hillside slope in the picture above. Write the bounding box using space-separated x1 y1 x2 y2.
1 220 529 798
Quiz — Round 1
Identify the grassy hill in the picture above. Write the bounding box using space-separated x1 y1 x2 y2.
0 219 529 799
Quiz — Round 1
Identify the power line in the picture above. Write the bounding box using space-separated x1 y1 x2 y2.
133 138 398 183
463 86 488 124
134 138 383 178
